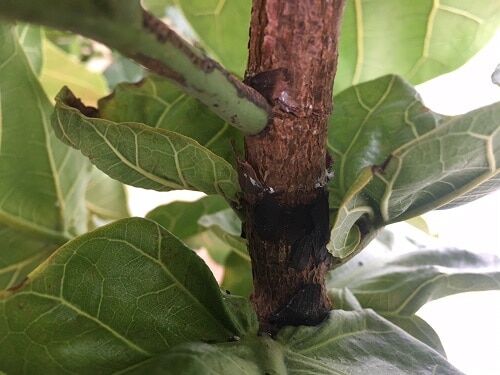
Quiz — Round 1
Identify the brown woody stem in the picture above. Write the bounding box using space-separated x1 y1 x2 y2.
239 0 345 333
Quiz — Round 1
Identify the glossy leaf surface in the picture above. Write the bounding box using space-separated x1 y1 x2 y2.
327 75 500 258
53 87 241 204
0 218 243 373
122 310 462 374
328 248 500 355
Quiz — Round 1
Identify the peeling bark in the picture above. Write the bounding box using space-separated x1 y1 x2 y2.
240 0 345 333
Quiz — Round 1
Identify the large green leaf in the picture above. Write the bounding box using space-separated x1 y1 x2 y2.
0 24 90 288
328 248 500 355
123 310 462 374
99 75 243 164
327 75 500 258
52 87 241 204
0 218 245 374
335 0 500 92
366 103 500 220
168 1 500 88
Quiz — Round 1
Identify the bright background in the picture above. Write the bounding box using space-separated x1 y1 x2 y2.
125 32 500 375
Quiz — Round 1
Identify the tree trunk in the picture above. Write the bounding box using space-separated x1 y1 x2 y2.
239 0 345 333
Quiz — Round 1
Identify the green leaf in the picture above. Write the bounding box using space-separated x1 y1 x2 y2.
0 24 90 289
146 195 229 240
86 167 129 221
335 0 500 92
0 218 244 373
327 75 500 258
40 39 108 105
119 336 284 375
0 24 89 241
0 0 271 133
16 24 43 75
197 209 253 296
328 248 500 355
327 167 375 258
278 309 461 374
172 0 252 76
125 310 462 374
52 87 241 204
99 75 243 164
0 227 55 290
221 252 253 298
366 102 500 221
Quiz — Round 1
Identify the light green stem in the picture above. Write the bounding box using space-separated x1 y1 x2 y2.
0 0 270 134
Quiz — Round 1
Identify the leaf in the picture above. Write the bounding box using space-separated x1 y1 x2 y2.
53 87 241 204
0 24 90 288
327 167 375 258
367 101 500 220
0 226 54 290
197 209 253 296
119 336 283 375
328 248 500 355
327 75 500 258
172 0 252 76
86 167 130 221
0 0 271 133
0 218 244 373
221 252 253 298
335 0 500 92
40 39 108 105
146 195 229 240
16 24 43 74
170 1 500 88
125 310 462 374
98 75 243 164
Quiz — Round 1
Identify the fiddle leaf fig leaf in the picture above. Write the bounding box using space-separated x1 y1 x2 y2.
328 248 500 355
367 102 500 221
171 0 252 76
52 87 241 204
85 167 129 221
0 25 89 241
16 24 43 75
126 310 462 374
0 218 245 374
327 167 375 258
328 75 500 259
0 24 90 288
99 75 243 164
0 227 55 290
334 0 500 92
146 195 229 241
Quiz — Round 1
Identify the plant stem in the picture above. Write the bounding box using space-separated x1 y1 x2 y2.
0 1 271 133
240 0 345 333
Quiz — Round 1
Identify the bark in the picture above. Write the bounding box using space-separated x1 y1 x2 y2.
239 0 345 333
